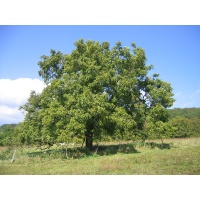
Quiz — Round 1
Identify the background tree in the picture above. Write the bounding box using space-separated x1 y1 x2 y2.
19 39 174 149
168 107 200 119
0 124 18 147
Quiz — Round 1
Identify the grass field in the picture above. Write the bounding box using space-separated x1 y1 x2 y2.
0 137 200 175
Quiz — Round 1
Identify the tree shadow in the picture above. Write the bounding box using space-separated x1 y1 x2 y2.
27 143 139 159
94 143 139 156
144 141 172 150
26 141 172 159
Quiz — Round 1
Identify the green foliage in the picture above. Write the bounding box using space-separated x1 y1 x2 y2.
145 106 200 141
166 108 200 138
145 104 170 143
168 107 200 119
168 116 200 138
0 124 18 146
19 39 174 148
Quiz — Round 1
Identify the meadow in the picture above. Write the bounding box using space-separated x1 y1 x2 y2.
0 137 200 175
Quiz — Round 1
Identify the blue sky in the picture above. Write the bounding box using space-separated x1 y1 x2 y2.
0 25 200 124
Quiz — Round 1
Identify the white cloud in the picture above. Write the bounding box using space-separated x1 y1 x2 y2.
0 78 46 125
0 105 24 125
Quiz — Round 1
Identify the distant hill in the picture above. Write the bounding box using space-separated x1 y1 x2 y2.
0 124 18 132
168 108 200 119
0 124 18 136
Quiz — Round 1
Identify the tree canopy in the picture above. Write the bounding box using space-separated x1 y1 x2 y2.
19 39 175 149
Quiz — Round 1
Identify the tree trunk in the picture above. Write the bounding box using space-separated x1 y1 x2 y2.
81 137 86 148
85 132 93 150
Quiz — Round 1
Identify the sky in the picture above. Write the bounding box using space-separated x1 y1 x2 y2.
0 25 200 125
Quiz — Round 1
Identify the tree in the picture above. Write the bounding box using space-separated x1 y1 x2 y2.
19 39 174 149
146 104 175 146
167 116 200 138
0 124 18 146
168 107 200 119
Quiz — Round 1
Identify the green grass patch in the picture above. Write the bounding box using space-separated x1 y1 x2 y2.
0 138 200 175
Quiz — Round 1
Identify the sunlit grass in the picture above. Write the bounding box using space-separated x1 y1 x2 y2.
0 137 199 175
